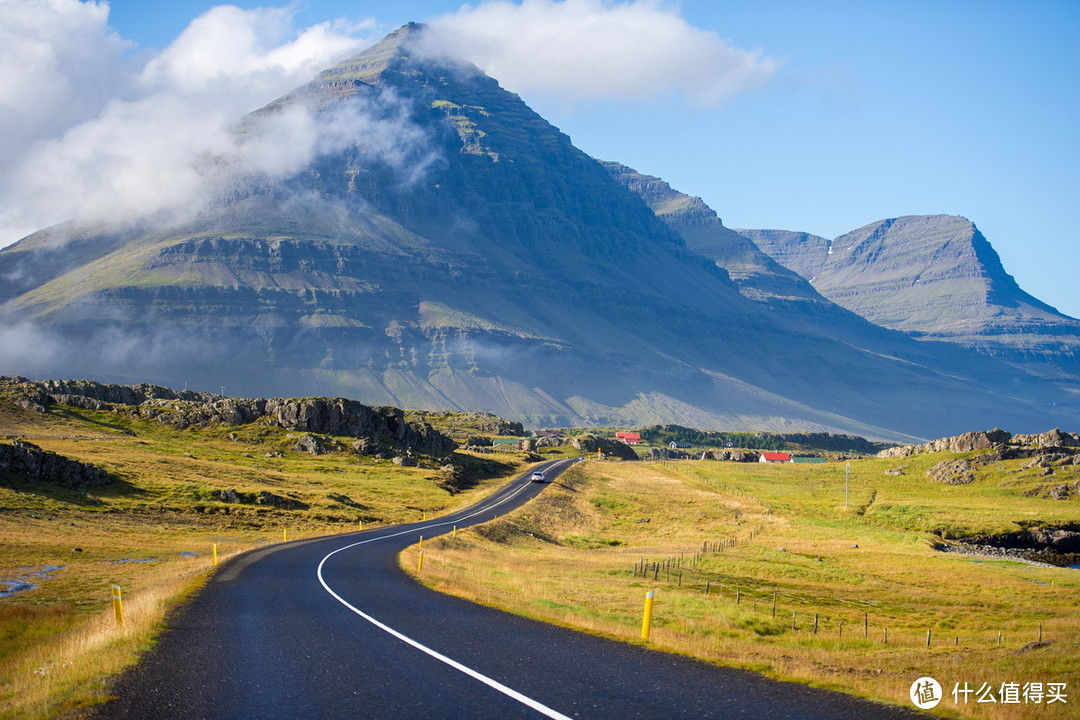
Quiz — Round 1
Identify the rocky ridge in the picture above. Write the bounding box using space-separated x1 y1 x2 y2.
6 377 456 456
742 215 1080 376
879 428 1079 458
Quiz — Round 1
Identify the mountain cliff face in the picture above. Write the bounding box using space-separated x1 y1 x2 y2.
600 162 822 306
0 24 1076 440
742 216 1080 376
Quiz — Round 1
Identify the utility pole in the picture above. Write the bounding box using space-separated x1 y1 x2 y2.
845 461 850 508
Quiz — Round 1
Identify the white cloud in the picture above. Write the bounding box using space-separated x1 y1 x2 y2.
139 6 367 97
0 1 378 246
422 0 779 105
0 0 130 174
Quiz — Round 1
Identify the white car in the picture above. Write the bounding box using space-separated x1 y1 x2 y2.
530 471 547 482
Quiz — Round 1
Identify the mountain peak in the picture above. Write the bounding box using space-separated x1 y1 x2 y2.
745 214 1080 372
321 22 428 82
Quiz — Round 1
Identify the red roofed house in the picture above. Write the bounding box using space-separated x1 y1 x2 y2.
615 431 642 445
759 452 792 463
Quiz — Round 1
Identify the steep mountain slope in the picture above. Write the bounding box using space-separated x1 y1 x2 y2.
0 24 1076 440
600 162 821 306
742 216 1080 376
737 228 832 281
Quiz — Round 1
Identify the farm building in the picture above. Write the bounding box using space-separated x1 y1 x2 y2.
759 452 792 463
669 441 692 450
615 431 643 445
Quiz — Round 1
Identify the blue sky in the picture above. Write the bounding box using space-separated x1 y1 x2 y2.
13 0 1080 317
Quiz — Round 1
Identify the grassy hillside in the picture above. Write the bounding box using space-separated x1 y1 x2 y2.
0 395 537 719
407 454 1079 719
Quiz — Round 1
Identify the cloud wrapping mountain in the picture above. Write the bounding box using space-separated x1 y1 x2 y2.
0 0 780 249
422 0 779 104
0 1 372 246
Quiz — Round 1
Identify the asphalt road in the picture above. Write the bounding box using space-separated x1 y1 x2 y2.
92 458 926 719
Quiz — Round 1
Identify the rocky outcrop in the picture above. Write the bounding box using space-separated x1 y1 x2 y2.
1012 429 1080 448
293 434 339 456
647 447 689 460
926 458 977 485
37 378 212 405
696 449 759 462
878 428 1013 458
6 378 456 456
568 435 639 461
944 525 1080 567
1045 481 1080 500
0 440 114 488
879 428 1080 469
407 411 524 438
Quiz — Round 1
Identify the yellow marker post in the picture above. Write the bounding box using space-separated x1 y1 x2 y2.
212 543 218 566
641 590 656 641
452 525 457 537
417 551 424 573
112 584 124 626
419 535 424 551
283 528 288 543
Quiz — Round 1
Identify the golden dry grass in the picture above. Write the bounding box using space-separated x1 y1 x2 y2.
403 460 1080 720
0 399 530 718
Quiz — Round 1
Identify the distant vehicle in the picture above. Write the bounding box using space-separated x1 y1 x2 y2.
530 471 547 482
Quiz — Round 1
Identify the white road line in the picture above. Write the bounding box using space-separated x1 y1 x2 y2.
316 460 577 720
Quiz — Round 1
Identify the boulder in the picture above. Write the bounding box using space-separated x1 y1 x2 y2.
293 434 336 455
926 458 976 485
219 488 242 504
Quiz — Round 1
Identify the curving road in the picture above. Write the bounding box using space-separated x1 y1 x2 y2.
92 459 925 719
